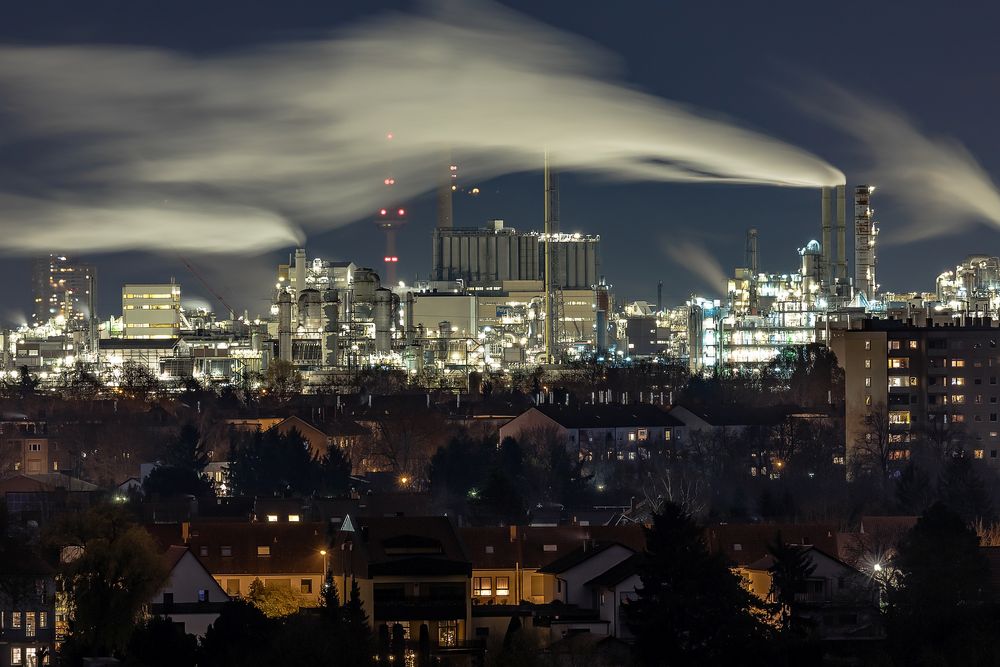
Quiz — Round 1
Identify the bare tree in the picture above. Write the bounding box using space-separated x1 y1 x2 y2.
851 402 896 485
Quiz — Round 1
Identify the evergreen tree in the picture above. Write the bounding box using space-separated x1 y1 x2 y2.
627 502 774 667
895 461 934 515
767 533 817 633
888 502 994 663
199 599 274 667
343 577 374 666
938 451 994 522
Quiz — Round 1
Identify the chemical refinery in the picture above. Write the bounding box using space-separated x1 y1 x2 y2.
7 174 1000 389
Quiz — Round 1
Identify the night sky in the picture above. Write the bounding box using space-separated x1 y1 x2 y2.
1 0 998 322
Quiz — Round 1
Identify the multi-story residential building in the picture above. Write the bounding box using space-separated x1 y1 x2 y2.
121 283 181 340
498 404 684 464
330 515 481 663
0 552 56 667
0 419 68 476
831 317 1000 466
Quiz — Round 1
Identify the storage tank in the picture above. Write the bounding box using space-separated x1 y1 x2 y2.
297 288 323 330
374 288 394 353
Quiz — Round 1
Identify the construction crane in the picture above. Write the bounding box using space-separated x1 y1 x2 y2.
177 256 237 320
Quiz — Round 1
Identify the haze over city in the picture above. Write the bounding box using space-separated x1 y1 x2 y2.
3 2 1000 667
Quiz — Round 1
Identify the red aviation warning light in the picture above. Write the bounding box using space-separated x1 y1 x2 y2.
384 256 399 263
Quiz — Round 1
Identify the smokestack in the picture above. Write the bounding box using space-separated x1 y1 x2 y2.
745 228 759 274
656 280 663 312
836 184 847 284
437 160 456 229
294 248 307 297
543 151 560 364
821 187 832 289
277 290 292 362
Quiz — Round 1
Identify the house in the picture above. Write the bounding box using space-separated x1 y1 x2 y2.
539 543 636 610
0 549 56 667
0 474 102 527
459 525 646 606
0 417 70 476
150 546 228 636
586 554 643 640
224 416 334 458
740 546 882 641
145 521 328 606
330 515 482 663
498 404 684 464
705 522 840 567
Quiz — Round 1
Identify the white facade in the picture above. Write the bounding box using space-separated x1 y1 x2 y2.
122 283 181 339
152 547 229 637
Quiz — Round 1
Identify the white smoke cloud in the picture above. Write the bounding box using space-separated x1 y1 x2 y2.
664 240 729 296
798 81 1000 242
0 2 842 255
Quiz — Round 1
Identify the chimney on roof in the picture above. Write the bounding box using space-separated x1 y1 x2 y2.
181 521 190 544
509 525 518 543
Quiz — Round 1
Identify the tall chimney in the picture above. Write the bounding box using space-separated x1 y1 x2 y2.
294 248 307 297
437 160 456 229
821 187 832 289
835 184 847 284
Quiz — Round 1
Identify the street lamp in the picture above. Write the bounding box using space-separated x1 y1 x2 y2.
320 549 328 579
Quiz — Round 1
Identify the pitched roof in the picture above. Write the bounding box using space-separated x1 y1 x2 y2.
585 553 643 588
147 521 329 576
538 542 633 574
333 515 470 578
671 403 813 427
705 522 840 567
163 545 190 572
527 404 683 429
458 525 646 571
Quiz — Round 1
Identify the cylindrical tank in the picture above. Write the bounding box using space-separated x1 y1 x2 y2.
374 288 393 354
297 288 323 330
800 240 822 300
323 288 339 367
596 309 608 353
277 290 292 362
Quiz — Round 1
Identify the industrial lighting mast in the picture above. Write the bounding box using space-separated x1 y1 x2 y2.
375 131 407 285
543 151 561 364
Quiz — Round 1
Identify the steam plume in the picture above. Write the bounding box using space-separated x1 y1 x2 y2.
799 81 1000 242
0 2 843 254
665 241 729 295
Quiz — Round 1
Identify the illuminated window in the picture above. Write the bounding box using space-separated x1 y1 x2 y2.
865 395 872 406
288 515 300 522
257 546 271 557
951 377 966 386
888 377 906 388
889 411 911 425
910 377 919 387
473 577 492 596
953 414 966 423
909 340 919 349
628 432 637 442
11 612 21 629
975 449 985 459
12 648 21 666
889 341 901 350
496 577 510 596
865 377 872 387
889 358 909 369
952 394 965 404
438 620 458 647
865 359 872 369
637 429 648 441
865 341 872 350
952 359 966 368
266 515 278 522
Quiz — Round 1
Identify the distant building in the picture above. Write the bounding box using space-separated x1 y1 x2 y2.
831 317 1000 467
150 546 229 637
499 404 684 465
31 254 96 329
330 515 480 661
0 550 56 667
122 283 181 339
